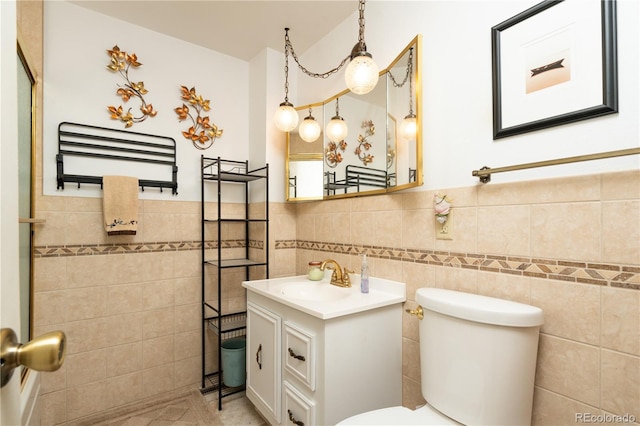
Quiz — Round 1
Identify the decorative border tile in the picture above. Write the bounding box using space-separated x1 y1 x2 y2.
296 240 640 291
34 239 639 290
34 239 262 257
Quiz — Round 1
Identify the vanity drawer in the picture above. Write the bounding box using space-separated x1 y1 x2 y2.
284 321 316 391
285 381 316 426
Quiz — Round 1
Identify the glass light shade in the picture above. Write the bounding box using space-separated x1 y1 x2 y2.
325 117 348 143
400 114 417 140
274 102 299 132
345 54 379 95
299 117 321 143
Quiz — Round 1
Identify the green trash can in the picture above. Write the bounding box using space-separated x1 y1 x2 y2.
221 337 246 387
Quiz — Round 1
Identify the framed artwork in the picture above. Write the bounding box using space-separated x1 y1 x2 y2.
492 0 617 139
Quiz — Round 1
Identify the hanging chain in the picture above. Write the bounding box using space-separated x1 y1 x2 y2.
388 47 413 88
285 29 350 79
388 47 414 115
284 0 368 80
283 29 290 102
407 54 414 115
357 0 366 51
335 98 340 117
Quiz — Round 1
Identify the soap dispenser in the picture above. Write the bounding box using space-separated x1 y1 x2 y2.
360 254 369 293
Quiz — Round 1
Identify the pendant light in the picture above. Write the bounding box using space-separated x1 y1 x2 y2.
325 98 348 143
345 0 379 94
273 28 299 132
298 108 321 143
399 113 417 141
275 0 378 132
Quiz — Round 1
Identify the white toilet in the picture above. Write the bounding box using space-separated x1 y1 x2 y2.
339 287 544 425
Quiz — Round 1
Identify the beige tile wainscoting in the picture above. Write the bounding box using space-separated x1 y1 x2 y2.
292 170 640 426
33 171 639 424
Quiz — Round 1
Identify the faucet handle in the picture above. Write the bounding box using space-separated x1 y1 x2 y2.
343 268 354 285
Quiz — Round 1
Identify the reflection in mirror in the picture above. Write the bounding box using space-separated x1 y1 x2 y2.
286 104 325 200
323 80 387 197
286 35 422 201
387 42 419 192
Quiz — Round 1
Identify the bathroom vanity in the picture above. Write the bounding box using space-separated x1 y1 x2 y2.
242 275 406 425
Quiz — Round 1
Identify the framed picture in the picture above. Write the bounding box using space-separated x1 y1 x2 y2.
492 0 617 139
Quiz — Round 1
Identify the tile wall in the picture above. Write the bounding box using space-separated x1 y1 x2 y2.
33 198 295 424
33 170 639 424
293 170 639 425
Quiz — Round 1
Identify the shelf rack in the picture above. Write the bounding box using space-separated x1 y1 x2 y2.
200 156 269 410
56 122 178 194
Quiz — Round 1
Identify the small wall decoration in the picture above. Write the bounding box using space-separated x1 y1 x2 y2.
492 0 617 139
174 86 223 150
106 45 157 128
433 193 451 224
325 140 347 168
354 120 375 166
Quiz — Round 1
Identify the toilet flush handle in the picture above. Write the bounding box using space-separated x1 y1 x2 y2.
405 305 424 320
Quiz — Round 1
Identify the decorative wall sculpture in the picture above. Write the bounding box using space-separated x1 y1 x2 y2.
106 45 157 128
325 140 347 168
354 120 375 165
174 85 223 150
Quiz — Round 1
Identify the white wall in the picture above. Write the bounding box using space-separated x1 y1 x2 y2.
295 0 639 189
43 1 250 202
43 1 640 202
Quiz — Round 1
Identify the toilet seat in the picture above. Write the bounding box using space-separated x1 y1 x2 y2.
337 404 459 425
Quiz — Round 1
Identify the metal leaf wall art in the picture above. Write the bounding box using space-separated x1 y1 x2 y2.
355 120 375 165
106 45 157 128
174 86 223 150
325 140 347 168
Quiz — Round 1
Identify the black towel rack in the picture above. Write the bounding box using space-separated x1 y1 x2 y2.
56 122 178 194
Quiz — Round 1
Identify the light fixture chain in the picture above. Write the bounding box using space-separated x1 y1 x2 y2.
282 0 370 80
285 30 350 79
358 0 366 49
284 32 290 102
408 54 414 115
388 47 413 88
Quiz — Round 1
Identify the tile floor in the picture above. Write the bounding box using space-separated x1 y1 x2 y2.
80 391 266 426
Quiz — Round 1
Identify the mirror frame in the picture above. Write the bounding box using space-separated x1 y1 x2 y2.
286 35 422 202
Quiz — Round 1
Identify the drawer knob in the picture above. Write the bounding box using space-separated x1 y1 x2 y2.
288 347 306 362
288 409 305 426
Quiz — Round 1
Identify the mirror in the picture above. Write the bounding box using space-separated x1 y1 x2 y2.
286 35 422 201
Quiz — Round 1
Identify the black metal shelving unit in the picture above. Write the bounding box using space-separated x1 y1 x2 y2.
200 156 269 410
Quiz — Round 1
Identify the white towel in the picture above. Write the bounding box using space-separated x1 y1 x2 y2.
103 175 139 236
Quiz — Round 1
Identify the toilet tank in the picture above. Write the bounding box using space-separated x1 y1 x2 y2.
417 288 544 426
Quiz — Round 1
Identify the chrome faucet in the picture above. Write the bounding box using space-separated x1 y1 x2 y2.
320 259 354 287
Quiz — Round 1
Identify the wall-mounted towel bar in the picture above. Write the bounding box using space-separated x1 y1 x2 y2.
56 122 178 194
472 147 640 183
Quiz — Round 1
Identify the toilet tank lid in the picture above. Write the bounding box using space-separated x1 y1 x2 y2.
416 288 544 327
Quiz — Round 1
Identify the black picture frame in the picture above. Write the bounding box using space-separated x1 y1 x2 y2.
492 0 618 139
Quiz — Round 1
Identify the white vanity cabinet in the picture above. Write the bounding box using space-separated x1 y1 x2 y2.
245 288 403 426
246 302 282 423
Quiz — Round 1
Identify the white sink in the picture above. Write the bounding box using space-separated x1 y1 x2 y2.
243 275 406 319
279 282 350 302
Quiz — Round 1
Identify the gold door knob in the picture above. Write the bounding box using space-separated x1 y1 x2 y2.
1 328 66 387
